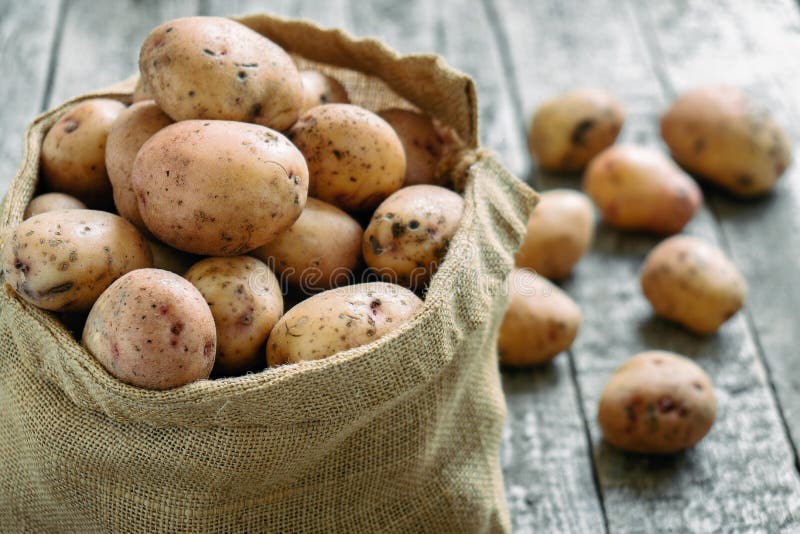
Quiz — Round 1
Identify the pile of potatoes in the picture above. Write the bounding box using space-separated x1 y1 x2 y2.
505 85 790 454
2 16 467 390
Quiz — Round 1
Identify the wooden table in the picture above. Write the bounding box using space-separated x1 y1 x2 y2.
2 0 800 531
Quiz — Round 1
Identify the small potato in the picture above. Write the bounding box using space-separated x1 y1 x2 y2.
146 239 198 275
640 235 746 335
583 145 702 234
2 209 152 312
252 197 362 290
140 17 303 131
528 89 625 172
288 104 406 211
598 351 716 454
661 86 792 197
24 192 86 219
498 269 581 366
105 100 173 231
83 268 215 390
362 185 463 288
515 189 594 280
378 108 445 186
266 282 422 366
186 256 283 375
133 120 308 256
132 76 153 103
300 70 349 113
41 98 126 205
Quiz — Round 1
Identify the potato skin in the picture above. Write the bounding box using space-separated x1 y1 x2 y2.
105 100 173 231
583 145 702 234
82 268 216 390
2 209 152 312
132 76 153 103
498 269 581 366
363 185 463 288
661 86 792 197
41 98 126 205
185 256 283 375
24 192 86 219
252 197 362 290
528 89 624 172
139 17 303 131
132 120 309 256
598 351 716 454
146 239 198 275
640 235 746 335
515 189 594 280
378 108 445 186
288 104 406 211
266 282 422 366
300 70 349 113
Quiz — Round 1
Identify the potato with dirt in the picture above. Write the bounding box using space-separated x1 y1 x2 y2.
379 108 446 186
185 256 283 375
132 120 308 256
661 85 792 197
598 351 717 454
583 145 703 234
640 235 746 335
2 209 152 312
299 70 349 113
23 192 86 219
82 268 216 390
266 282 422 366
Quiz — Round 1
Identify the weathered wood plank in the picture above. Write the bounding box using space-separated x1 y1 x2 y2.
0 0 62 194
491 0 800 530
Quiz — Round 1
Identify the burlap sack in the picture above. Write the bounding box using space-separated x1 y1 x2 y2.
0 14 537 533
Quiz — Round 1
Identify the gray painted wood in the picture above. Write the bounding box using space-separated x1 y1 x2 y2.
491 0 800 530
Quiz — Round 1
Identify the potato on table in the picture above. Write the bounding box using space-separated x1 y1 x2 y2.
640 235 746 335
598 351 716 454
24 192 85 220
83 268 216 390
379 108 446 186
583 145 702 234
299 70 349 113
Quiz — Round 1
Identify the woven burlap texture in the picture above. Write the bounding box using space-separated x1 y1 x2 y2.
0 13 538 534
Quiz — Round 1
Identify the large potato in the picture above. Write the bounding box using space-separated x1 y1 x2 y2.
498 269 581 366
362 185 463 288
83 268 216 390
2 209 152 312
24 192 86 219
515 189 594 280
267 282 422 366
378 108 445 186
598 351 716 454
139 17 303 131
528 89 625 172
640 235 746 335
133 120 309 256
288 104 406 211
105 100 173 231
252 197 362 290
299 70 349 113
186 256 283 375
661 85 792 197
41 98 126 205
583 145 702 234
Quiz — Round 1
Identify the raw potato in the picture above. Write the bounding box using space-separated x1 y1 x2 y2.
363 185 463 288
640 235 746 334
82 268 216 390
252 197 363 290
139 17 303 131
146 239 198 275
288 104 406 211
267 282 422 366
105 100 173 231
40 98 126 205
132 76 152 103
598 351 716 454
528 89 625 172
661 85 792 197
300 70 349 113
186 256 283 375
24 192 86 219
583 145 703 234
2 209 152 312
133 120 309 256
498 269 581 366
515 189 594 280
379 108 445 186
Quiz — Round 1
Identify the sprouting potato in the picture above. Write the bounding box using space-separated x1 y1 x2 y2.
23 192 86 220
379 108 446 186
299 70 349 113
